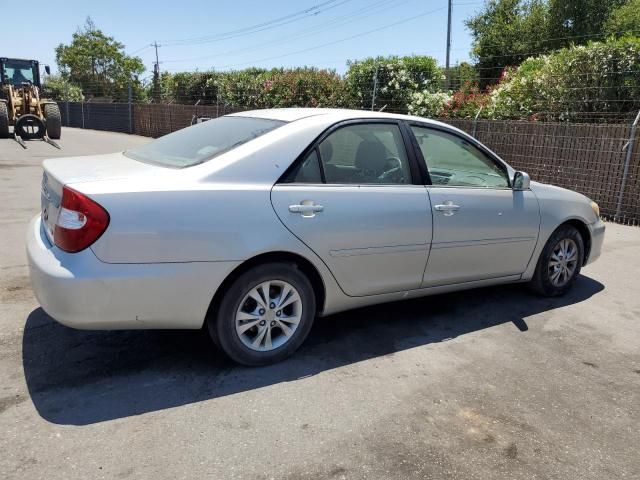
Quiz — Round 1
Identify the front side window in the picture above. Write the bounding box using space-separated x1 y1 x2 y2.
411 126 509 188
125 116 285 168
318 123 412 185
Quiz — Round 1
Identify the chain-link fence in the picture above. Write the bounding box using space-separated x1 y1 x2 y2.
45 33 640 226
443 117 640 225
53 97 640 226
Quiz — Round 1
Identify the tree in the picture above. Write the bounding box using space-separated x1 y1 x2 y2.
55 17 145 100
448 62 479 91
605 0 640 36
465 0 549 88
41 75 83 101
546 0 626 49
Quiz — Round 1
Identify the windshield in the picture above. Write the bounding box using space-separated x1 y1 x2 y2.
124 116 286 168
2 60 35 86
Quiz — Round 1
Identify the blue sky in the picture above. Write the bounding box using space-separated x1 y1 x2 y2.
5 0 484 79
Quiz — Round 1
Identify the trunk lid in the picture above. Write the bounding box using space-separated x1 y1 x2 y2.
39 152 164 243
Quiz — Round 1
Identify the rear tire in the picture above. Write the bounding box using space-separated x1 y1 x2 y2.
0 102 9 138
208 263 316 366
44 103 61 139
530 224 584 296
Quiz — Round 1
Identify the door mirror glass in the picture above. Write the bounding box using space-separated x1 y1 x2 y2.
44 65 51 75
513 171 531 190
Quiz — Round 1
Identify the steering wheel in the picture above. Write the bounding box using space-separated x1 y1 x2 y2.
456 174 488 187
377 157 405 183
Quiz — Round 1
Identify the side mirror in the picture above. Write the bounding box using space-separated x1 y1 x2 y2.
513 171 530 190
44 65 51 75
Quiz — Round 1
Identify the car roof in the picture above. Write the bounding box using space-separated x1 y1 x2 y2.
228 107 451 128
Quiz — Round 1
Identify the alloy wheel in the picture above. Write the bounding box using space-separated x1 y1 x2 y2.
548 238 578 287
235 280 303 352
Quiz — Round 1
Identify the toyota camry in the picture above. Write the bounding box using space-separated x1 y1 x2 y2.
27 108 605 365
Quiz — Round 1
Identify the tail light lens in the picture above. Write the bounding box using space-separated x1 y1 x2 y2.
54 186 110 253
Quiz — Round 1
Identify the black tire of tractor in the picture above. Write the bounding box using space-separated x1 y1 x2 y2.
44 103 62 140
0 102 9 138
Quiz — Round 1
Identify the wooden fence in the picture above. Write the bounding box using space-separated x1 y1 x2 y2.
132 104 245 138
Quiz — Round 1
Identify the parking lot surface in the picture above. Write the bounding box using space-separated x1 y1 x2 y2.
1 128 639 480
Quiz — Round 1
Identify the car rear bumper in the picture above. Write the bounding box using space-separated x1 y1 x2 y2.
585 218 605 266
26 215 240 330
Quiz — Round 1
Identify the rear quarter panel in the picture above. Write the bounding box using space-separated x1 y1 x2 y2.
89 186 297 263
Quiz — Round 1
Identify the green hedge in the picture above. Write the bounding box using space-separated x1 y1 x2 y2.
151 42 640 123
158 67 347 108
487 36 640 121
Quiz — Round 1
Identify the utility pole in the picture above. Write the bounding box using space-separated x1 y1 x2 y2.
445 0 452 91
371 64 379 111
151 41 161 103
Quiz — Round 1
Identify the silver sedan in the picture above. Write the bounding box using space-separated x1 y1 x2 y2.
27 108 605 365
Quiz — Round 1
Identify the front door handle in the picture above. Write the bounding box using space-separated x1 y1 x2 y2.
289 201 324 218
434 201 461 216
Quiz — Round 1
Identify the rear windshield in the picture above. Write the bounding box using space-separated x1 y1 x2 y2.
124 116 286 168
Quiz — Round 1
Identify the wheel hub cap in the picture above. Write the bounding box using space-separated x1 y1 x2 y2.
235 280 303 352
548 238 578 287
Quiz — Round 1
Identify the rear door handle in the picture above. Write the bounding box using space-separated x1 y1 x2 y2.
289 202 324 217
434 201 461 216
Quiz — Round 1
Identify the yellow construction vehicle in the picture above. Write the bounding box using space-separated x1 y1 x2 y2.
0 57 61 148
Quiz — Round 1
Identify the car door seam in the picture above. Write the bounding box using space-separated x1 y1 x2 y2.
268 185 351 297
521 187 544 275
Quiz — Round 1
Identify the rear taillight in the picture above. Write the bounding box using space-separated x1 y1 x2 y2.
54 186 109 253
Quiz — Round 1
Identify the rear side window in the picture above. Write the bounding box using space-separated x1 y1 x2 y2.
285 123 412 185
320 123 411 184
125 116 285 168
286 150 323 183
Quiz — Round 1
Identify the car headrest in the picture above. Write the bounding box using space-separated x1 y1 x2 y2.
355 140 387 174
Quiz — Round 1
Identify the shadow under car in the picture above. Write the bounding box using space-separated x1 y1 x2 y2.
22 276 604 425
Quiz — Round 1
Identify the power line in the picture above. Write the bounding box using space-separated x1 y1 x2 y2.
162 0 410 64
207 5 449 70
159 0 355 47
130 45 152 56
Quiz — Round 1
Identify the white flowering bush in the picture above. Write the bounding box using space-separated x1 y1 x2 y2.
486 37 640 121
345 55 442 113
486 57 547 119
408 91 452 117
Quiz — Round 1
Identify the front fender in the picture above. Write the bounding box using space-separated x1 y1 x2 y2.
521 182 599 279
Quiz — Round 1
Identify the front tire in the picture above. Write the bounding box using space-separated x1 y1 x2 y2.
209 263 316 366
530 224 584 296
